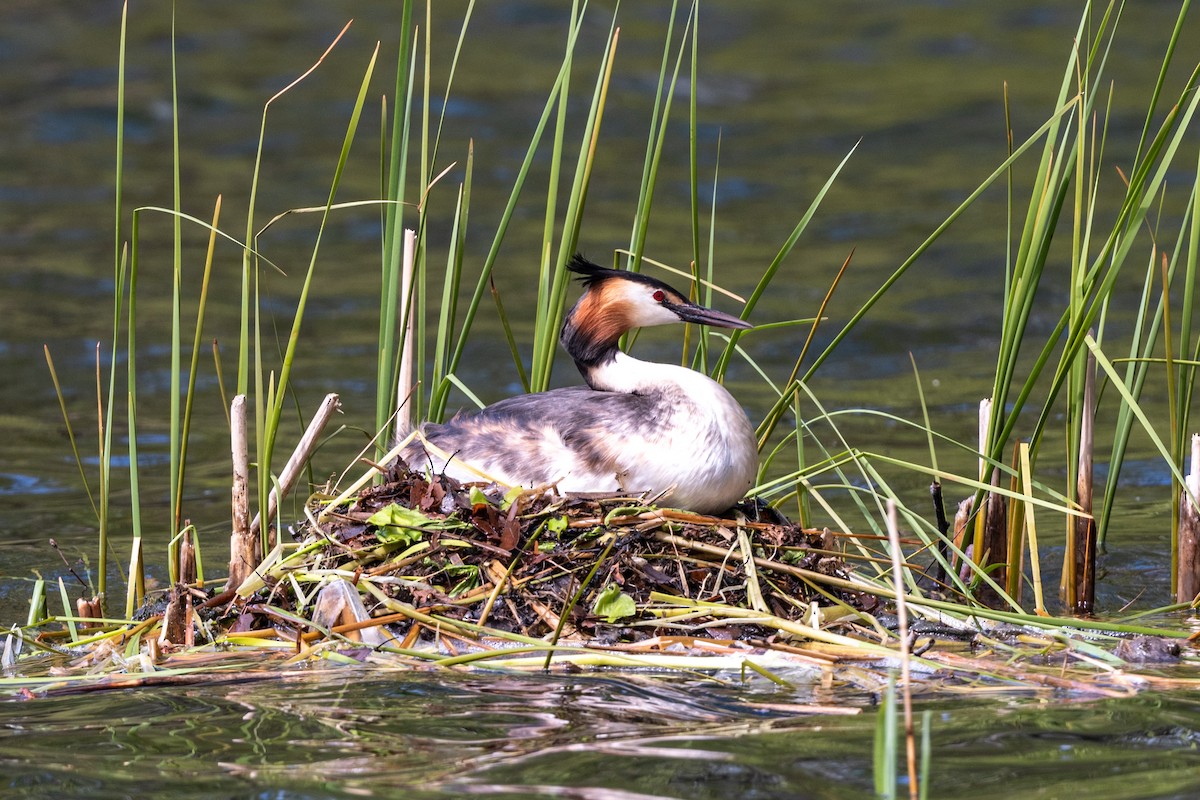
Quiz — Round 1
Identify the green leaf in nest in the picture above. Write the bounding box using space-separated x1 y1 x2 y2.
501 485 524 511
366 503 457 545
592 584 637 623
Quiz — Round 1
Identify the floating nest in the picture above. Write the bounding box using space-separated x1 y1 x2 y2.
223 466 874 655
6 464 1196 697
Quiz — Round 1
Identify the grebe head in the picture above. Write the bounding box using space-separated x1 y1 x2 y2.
561 254 751 368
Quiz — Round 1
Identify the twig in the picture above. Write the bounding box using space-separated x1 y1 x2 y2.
250 393 342 539
48 539 89 590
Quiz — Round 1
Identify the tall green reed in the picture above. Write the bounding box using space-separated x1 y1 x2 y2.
88 13 368 614
79 0 1200 628
740 0 1200 615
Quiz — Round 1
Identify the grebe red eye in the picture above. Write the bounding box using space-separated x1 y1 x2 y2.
653 289 666 302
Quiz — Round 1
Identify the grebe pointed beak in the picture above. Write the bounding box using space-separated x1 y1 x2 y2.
669 301 753 330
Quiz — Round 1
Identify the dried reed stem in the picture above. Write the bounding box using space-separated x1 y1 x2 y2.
394 228 417 441
226 394 254 592
1178 433 1200 604
1073 346 1097 614
977 399 1007 607
179 527 196 587
929 480 950 584
249 393 342 542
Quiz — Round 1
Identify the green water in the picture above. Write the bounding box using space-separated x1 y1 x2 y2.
2 1 1199 797
4 672 1200 799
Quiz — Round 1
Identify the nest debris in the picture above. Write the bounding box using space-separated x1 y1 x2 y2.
226 466 872 651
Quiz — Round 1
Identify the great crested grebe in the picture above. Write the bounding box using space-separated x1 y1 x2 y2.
401 255 758 514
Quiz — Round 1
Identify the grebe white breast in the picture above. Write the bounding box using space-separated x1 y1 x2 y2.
401 255 758 515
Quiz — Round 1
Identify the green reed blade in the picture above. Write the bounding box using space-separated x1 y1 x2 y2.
754 251 852 449
1131 0 1192 167
168 1 183 581
1020 75 1200 459
431 186 467 420
25 579 45 628
262 45 379 512
688 3 701 300
535 8 620 392
44 348 97 519
126 213 143 563
694 132 723 373
174 197 222 552
1088 333 1189 495
715 141 859 382
532 1 578 375
446 9 587 384
403 0 478 428
242 20 353 401
918 710 932 800
377 4 417 448
531 0 584 393
874 672 897 799
98 1 130 610
56 578 78 644
625 0 682 273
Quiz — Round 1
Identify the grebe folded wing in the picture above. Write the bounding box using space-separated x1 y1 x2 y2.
404 374 757 514
406 386 649 491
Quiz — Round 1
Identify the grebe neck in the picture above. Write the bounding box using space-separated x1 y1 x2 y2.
560 299 624 390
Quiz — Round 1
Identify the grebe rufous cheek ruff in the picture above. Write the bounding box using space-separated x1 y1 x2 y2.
400 255 758 515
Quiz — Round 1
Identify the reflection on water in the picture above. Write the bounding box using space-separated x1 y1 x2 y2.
3 671 1200 799
3 1 1200 797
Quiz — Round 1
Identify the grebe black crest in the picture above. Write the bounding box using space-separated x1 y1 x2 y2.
400 255 758 515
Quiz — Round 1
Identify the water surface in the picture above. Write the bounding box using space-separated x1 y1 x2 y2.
5 670 1200 799
2 1 1199 797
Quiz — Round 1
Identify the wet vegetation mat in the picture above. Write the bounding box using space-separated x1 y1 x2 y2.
6 463 1199 700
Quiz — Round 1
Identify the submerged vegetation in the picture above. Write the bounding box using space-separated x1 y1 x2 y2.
5 2 1200 794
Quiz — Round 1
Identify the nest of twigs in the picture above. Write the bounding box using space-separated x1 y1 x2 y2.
9 464 1193 696
225 466 871 651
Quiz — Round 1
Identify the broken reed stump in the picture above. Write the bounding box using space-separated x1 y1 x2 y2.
159 531 198 649
227 393 342 594
226 395 254 593
74 596 102 631
929 480 950 584
1178 433 1200 605
249 393 342 546
952 496 973 581
179 526 196 586
1071 346 1097 615
975 399 1007 608
393 227 417 442
157 584 195 648
976 476 1008 608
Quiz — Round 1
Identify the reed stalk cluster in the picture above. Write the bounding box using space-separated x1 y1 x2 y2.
5 3 1200 796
